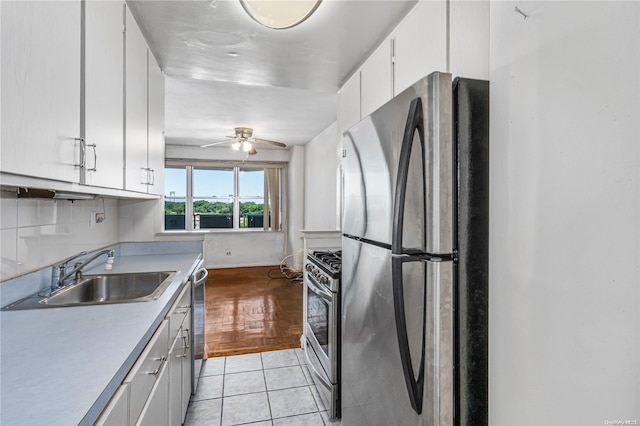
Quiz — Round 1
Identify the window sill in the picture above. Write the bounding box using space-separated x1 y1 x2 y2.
157 229 284 236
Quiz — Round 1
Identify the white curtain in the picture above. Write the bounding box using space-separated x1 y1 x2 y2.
264 168 281 231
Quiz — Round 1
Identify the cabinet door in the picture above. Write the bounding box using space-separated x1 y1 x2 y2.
147 52 165 196
168 337 183 426
124 6 149 193
392 1 447 95
95 384 129 426
84 0 124 189
360 39 393 118
136 360 169 426
449 0 489 80
181 310 193 421
1 1 81 183
337 72 361 136
125 321 168 425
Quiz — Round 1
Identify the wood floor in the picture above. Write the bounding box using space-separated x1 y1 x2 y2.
205 266 304 358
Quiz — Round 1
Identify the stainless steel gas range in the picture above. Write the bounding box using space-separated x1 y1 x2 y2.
303 249 341 419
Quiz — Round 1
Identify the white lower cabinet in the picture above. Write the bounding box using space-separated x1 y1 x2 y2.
168 283 193 425
136 360 169 426
180 311 193 421
168 316 192 425
125 320 169 425
97 282 193 425
169 336 183 426
95 384 130 426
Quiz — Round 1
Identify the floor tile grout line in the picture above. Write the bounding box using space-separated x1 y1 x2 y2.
219 356 227 426
261 354 274 422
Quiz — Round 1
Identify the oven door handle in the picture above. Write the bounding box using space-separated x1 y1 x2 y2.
306 275 333 300
304 343 332 390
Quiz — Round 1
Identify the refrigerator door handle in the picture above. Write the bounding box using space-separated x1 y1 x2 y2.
392 97 424 255
392 255 426 414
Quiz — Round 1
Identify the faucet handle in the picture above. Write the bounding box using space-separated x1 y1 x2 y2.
104 255 114 270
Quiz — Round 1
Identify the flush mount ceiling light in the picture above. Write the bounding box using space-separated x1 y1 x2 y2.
239 0 322 29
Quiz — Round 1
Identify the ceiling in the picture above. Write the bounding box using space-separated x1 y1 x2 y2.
128 0 418 149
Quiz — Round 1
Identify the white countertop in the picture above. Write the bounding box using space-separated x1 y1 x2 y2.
0 249 202 425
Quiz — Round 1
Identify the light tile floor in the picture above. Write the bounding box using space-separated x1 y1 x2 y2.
185 348 342 426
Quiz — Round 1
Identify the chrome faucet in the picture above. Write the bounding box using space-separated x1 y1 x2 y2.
49 249 115 293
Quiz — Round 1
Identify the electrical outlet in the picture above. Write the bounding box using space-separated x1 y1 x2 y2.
90 211 96 229
95 213 105 224
225 251 231 256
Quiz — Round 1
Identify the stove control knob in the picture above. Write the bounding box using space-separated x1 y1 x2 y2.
319 276 328 285
305 263 312 271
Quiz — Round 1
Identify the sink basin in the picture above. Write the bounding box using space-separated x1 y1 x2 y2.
3 271 176 310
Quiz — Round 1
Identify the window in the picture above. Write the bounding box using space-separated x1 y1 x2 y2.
164 162 284 231
164 167 187 230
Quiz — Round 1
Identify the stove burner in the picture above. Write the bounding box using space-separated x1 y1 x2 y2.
311 251 342 274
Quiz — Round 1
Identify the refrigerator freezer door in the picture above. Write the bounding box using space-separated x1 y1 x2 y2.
342 71 454 254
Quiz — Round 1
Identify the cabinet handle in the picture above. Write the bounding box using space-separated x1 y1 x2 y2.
140 167 151 185
147 356 166 375
74 138 97 172
86 143 97 172
176 310 188 314
149 168 155 186
182 328 190 357
75 137 86 169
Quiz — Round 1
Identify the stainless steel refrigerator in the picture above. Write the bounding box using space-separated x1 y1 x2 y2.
341 72 489 425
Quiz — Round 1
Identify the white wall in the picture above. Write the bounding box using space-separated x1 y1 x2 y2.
303 121 339 231
287 145 305 270
489 2 640 424
0 191 120 280
203 231 285 269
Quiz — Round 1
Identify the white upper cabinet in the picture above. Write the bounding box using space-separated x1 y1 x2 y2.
337 72 361 136
125 5 165 195
449 0 489 80
125 6 150 193
360 39 393 118
84 1 125 189
147 52 165 196
392 0 447 95
1 1 81 183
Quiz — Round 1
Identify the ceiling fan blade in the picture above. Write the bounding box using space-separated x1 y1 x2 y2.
200 139 233 148
253 138 287 148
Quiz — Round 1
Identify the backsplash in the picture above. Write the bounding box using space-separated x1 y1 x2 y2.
0 191 120 280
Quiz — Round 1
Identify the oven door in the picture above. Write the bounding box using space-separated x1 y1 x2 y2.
305 272 338 381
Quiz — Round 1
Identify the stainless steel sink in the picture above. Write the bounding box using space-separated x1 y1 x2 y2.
3 271 176 310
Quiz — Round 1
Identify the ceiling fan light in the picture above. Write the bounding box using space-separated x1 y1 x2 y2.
242 142 253 152
232 141 241 151
239 0 322 30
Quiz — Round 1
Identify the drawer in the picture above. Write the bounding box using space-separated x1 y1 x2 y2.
168 283 191 343
124 320 169 425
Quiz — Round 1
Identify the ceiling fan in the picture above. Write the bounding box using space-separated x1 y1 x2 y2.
200 127 287 155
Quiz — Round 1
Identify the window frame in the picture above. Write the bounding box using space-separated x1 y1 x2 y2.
164 160 284 232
